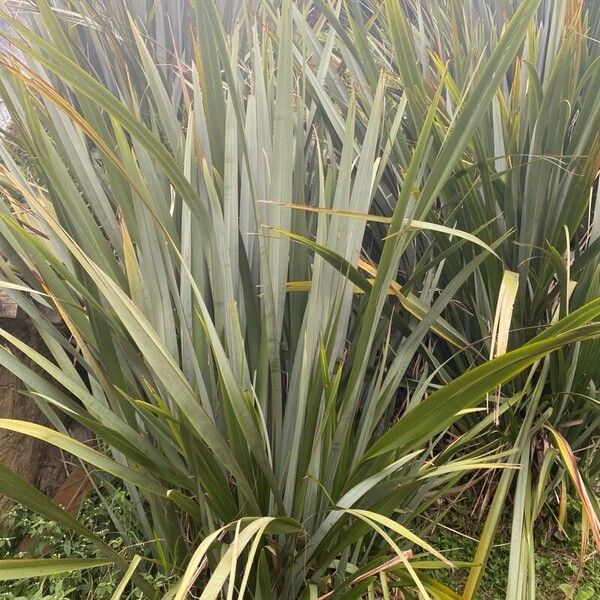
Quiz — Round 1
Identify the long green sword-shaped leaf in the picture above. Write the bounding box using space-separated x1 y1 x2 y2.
461 361 550 600
111 555 143 600
366 320 600 459
349 0 542 405
0 461 125 566
0 14 210 230
0 419 167 497
171 517 301 600
274 227 465 348
278 203 499 258
0 558 112 581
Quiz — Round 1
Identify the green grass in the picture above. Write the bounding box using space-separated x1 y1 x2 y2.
424 495 600 600
0 480 169 599
430 531 599 600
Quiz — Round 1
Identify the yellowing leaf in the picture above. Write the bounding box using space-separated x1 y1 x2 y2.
549 428 600 550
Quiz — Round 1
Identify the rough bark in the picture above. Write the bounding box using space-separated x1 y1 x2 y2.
0 318 52 515
0 292 74 517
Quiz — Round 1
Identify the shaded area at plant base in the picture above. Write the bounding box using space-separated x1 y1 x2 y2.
0 480 170 599
422 499 600 599
1 484 598 599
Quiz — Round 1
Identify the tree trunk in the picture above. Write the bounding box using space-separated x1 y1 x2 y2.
0 318 52 515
